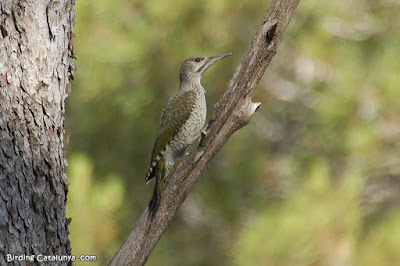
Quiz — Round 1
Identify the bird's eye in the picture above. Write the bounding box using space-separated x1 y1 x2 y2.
195 57 202 62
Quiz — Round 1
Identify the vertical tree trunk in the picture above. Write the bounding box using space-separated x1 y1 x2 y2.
0 0 75 264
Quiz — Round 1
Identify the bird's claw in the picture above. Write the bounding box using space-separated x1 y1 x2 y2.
199 127 208 147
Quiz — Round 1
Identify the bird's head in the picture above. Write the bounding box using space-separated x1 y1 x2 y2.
179 53 232 84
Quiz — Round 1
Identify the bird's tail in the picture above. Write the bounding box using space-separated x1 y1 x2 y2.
148 161 166 215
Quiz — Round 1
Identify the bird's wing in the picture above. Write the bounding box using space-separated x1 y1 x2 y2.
145 90 198 183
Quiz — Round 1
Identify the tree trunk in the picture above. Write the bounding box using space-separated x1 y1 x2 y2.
0 0 75 264
111 0 301 265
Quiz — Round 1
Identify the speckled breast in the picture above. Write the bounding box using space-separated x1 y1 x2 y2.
170 90 206 157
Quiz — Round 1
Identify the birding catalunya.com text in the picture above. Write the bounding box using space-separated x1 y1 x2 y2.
5 253 97 263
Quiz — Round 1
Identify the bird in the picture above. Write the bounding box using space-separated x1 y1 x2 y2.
145 53 232 212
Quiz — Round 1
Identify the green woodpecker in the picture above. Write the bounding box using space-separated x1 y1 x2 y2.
146 53 232 211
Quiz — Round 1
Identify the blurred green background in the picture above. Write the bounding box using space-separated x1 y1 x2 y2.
66 0 400 265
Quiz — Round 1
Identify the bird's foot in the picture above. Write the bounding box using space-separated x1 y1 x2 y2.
199 127 208 147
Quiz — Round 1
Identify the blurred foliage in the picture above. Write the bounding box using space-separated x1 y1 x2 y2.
234 160 362 265
66 154 124 265
66 0 400 265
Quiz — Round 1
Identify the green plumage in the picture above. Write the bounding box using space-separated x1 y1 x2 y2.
146 89 199 212
149 90 198 167
145 52 231 213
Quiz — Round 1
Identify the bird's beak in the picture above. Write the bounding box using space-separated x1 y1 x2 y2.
199 53 232 74
208 53 233 66
210 53 233 62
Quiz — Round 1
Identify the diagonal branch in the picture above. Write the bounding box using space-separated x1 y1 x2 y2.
111 0 301 265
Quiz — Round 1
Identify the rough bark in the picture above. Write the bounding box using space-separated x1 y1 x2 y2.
111 0 301 265
0 0 75 264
